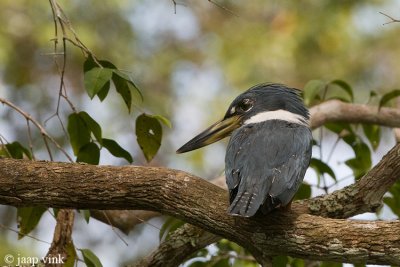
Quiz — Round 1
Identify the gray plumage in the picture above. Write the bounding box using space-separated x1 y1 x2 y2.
226 120 312 217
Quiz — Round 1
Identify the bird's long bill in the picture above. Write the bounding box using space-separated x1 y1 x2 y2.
176 115 241 153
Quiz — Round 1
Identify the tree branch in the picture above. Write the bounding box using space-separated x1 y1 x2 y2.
45 209 74 266
0 143 400 264
134 141 400 266
309 99 400 129
379 12 400 25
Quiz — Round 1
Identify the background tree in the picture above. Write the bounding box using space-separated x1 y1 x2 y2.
0 1 400 266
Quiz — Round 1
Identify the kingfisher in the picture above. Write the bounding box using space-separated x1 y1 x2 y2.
177 83 312 217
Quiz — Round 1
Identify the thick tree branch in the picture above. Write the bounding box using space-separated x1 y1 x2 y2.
0 143 400 264
89 176 227 235
304 142 400 218
309 99 400 129
134 141 400 267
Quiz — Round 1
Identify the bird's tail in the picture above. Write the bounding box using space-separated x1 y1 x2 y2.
228 190 260 217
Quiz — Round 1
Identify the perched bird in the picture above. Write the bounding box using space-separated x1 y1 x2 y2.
177 84 312 217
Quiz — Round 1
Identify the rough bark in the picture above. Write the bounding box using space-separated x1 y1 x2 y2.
0 143 400 265
45 209 75 266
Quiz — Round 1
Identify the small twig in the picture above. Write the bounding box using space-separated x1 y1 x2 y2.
208 0 239 17
26 119 36 160
326 135 341 164
47 0 77 143
0 134 9 144
170 0 187 14
101 211 129 246
379 12 400 25
0 97 73 162
0 223 51 245
172 0 177 14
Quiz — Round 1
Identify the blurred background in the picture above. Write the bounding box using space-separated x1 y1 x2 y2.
0 0 400 266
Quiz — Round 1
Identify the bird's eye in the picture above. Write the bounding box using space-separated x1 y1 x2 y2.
237 99 253 112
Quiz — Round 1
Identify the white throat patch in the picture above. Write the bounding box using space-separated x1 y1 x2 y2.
244 109 308 126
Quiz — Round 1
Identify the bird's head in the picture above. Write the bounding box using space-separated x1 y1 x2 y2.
176 83 309 153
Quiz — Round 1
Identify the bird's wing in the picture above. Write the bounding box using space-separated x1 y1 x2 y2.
225 120 312 217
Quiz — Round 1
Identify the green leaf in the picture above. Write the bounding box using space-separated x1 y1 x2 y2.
17 207 47 239
294 183 312 200
84 67 113 99
325 122 356 145
188 262 207 267
368 90 378 103
328 79 354 102
310 158 336 181
102 138 133 163
136 113 163 162
232 259 258 267
84 55 142 107
79 111 102 145
98 59 117 69
80 249 103 267
345 141 371 179
83 57 115 101
289 258 305 267
114 70 143 100
112 72 133 112
5 141 31 159
83 55 117 72
81 210 91 223
76 142 100 165
272 255 289 267
64 243 77 267
114 69 142 95
384 196 400 217
379 89 400 109
384 181 400 217
362 124 381 150
83 55 97 72
320 261 343 267
212 258 229 267
149 114 172 128
68 113 91 155
324 122 353 135
97 81 110 101
53 208 59 217
303 79 325 106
